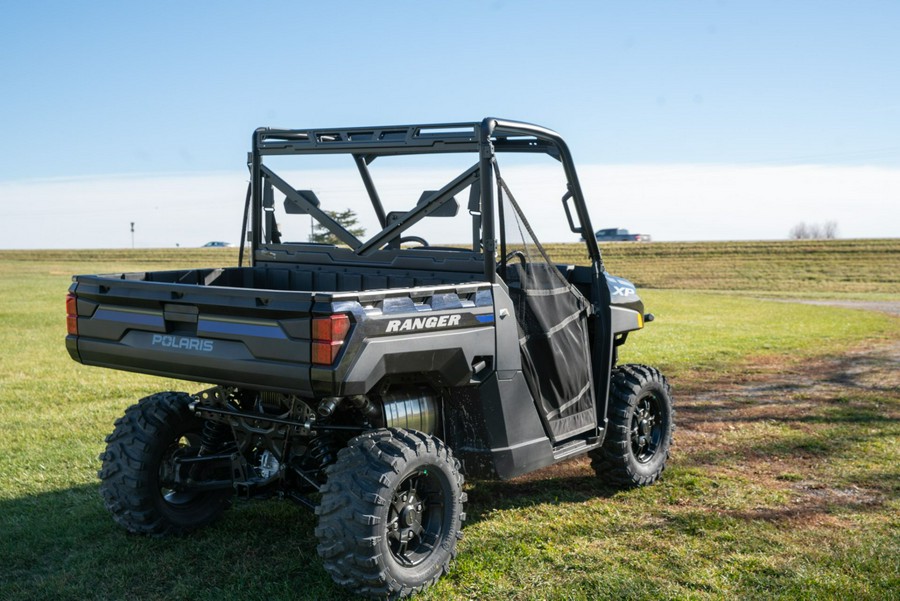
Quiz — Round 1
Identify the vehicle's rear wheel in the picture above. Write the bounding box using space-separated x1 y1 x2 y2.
590 364 674 487
315 428 466 599
98 391 232 535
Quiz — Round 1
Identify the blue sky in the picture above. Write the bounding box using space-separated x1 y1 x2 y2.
1 1 898 247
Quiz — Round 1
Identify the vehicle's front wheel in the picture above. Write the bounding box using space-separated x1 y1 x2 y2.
590 364 674 487
98 391 232 535
315 428 466 600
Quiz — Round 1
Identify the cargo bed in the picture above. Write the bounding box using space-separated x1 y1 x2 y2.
67 248 490 394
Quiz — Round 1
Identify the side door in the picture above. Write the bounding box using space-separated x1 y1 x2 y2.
504 254 596 443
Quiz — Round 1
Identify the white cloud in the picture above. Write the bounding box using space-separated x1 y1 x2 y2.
0 173 248 249
0 164 897 249
578 164 899 241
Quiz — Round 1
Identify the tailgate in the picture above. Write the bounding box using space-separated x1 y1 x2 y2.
67 274 315 394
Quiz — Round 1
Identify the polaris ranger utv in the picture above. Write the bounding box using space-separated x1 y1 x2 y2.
66 118 673 599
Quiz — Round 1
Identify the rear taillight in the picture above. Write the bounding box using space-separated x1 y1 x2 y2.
66 293 78 335
311 314 351 365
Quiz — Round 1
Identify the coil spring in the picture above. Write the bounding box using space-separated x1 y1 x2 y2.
199 419 232 455
302 435 339 481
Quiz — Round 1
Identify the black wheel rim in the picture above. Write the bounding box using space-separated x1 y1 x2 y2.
386 468 445 567
630 393 663 463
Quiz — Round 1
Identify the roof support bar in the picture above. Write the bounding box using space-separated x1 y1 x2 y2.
259 164 363 250
353 154 387 228
355 163 480 256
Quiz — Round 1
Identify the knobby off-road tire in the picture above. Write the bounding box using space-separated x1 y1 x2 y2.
590 364 674 487
98 391 232 535
315 428 466 600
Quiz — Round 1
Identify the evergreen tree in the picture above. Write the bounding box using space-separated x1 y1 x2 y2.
310 209 366 244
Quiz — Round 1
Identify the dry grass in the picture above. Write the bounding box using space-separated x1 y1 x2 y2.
544 238 900 296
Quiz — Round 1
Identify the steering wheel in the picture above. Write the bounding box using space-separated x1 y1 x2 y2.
504 250 527 266
397 236 430 248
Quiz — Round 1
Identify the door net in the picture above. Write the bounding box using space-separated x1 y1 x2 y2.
496 165 595 443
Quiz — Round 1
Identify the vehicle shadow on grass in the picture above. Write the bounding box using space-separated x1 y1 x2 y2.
0 484 357 601
462 463 620 525
0 469 625 599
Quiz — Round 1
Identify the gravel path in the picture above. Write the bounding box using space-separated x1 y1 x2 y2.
790 300 900 315
768 299 900 316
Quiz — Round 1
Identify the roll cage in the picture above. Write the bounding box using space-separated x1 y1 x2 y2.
244 117 603 281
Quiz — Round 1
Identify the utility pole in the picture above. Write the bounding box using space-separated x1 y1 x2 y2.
130 222 135 249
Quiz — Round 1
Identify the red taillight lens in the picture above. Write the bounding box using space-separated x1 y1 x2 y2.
311 314 351 365
66 293 78 335
312 314 351 341
312 341 341 365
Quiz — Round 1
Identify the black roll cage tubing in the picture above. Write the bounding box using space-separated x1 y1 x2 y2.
247 118 603 282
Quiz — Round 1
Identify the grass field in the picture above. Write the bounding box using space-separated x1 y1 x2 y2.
548 238 900 298
6 237 897 296
0 242 898 600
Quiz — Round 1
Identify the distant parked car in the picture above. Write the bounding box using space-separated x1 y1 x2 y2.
202 241 234 248
593 228 651 242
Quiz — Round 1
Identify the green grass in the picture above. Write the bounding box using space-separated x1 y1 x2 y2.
619 289 897 375
0 245 898 600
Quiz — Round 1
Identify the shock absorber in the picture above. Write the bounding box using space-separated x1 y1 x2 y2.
199 419 232 455
301 434 340 482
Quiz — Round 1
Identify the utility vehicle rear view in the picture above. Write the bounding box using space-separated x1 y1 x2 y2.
66 118 674 599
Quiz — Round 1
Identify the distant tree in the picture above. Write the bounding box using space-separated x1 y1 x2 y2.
789 221 838 240
789 222 809 240
310 209 366 245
